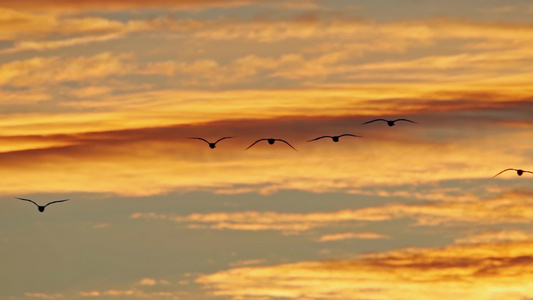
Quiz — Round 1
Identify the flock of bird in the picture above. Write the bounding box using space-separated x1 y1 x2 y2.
190 118 414 151
15 118 531 212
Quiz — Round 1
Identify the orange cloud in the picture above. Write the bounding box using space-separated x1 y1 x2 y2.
137 278 170 286
197 240 533 300
26 86 528 138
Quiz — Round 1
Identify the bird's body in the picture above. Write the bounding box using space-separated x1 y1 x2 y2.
492 168 533 178
246 138 297 151
362 118 417 127
188 137 233 149
16 197 69 212
307 134 361 143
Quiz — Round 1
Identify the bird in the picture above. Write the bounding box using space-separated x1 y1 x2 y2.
492 168 533 178
307 134 361 143
15 197 69 212
245 138 297 151
361 118 417 127
188 137 233 149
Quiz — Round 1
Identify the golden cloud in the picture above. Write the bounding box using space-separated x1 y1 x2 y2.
197 240 533 300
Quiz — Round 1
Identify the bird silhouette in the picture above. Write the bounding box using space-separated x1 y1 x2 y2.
15 197 69 212
492 168 533 178
245 138 297 151
188 137 233 149
362 118 417 127
307 134 361 143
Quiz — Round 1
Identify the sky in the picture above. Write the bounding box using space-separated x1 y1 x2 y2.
1 0 533 299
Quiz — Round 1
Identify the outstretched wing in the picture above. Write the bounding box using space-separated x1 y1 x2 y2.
307 136 331 142
188 137 210 144
276 139 298 151
338 134 362 138
245 139 267 150
523 170 533 175
361 119 387 125
492 168 516 178
214 136 234 144
394 119 417 124
15 197 39 207
44 199 69 207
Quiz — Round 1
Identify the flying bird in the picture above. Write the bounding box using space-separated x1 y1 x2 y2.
361 118 417 127
15 197 69 212
245 138 297 151
188 137 233 149
307 134 362 142
492 168 533 178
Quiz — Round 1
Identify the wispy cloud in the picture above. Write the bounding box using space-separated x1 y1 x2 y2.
454 230 533 244
132 190 533 232
0 0 266 11
1 34 123 54
25 293 63 299
132 210 390 235
229 259 266 267
0 52 133 87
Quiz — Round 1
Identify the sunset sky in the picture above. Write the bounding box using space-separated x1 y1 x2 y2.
1 0 533 299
